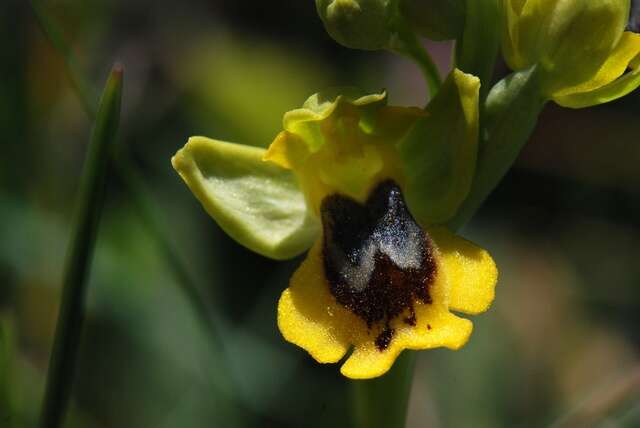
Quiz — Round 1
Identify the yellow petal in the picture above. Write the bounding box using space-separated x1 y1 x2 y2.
341 307 472 379
264 90 420 213
282 90 387 153
552 32 640 98
278 229 489 379
337 242 471 379
263 131 300 170
277 239 357 363
429 227 498 315
366 105 426 141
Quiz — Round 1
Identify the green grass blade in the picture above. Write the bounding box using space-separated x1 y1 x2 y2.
29 1 242 410
39 65 122 428
28 0 229 355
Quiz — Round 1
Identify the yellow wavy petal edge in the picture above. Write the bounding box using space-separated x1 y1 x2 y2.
277 228 498 379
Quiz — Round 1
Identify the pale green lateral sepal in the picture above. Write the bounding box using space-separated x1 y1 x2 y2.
552 32 640 108
399 69 480 225
553 66 640 108
172 137 320 260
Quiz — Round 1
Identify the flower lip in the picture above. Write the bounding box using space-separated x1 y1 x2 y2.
321 179 436 350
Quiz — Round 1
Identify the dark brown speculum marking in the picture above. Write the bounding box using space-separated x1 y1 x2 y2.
321 180 437 351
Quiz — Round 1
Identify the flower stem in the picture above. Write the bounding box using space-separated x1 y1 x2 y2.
39 65 122 428
353 352 417 428
397 30 442 99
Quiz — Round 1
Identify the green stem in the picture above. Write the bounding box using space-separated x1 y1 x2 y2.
397 30 442 99
353 352 417 428
39 65 122 428
28 0 226 353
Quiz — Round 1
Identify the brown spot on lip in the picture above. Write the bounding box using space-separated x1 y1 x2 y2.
321 180 437 351
375 327 395 351
404 315 416 326
404 306 417 326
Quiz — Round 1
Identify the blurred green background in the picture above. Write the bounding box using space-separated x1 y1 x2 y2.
1 1 640 427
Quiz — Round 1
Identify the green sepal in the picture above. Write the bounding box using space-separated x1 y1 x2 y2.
449 66 546 229
553 64 640 108
503 0 631 96
398 69 480 226
541 0 630 95
551 31 640 108
172 137 320 260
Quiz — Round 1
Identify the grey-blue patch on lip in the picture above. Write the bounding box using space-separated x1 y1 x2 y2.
320 179 436 350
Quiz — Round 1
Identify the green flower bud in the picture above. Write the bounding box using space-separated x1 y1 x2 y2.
315 0 398 50
399 0 466 41
503 0 631 95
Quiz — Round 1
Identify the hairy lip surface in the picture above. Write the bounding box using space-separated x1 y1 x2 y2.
321 180 437 350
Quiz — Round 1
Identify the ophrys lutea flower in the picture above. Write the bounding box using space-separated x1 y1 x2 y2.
172 69 498 379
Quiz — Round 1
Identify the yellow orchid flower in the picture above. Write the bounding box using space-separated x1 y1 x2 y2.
171 69 498 379
502 0 640 108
